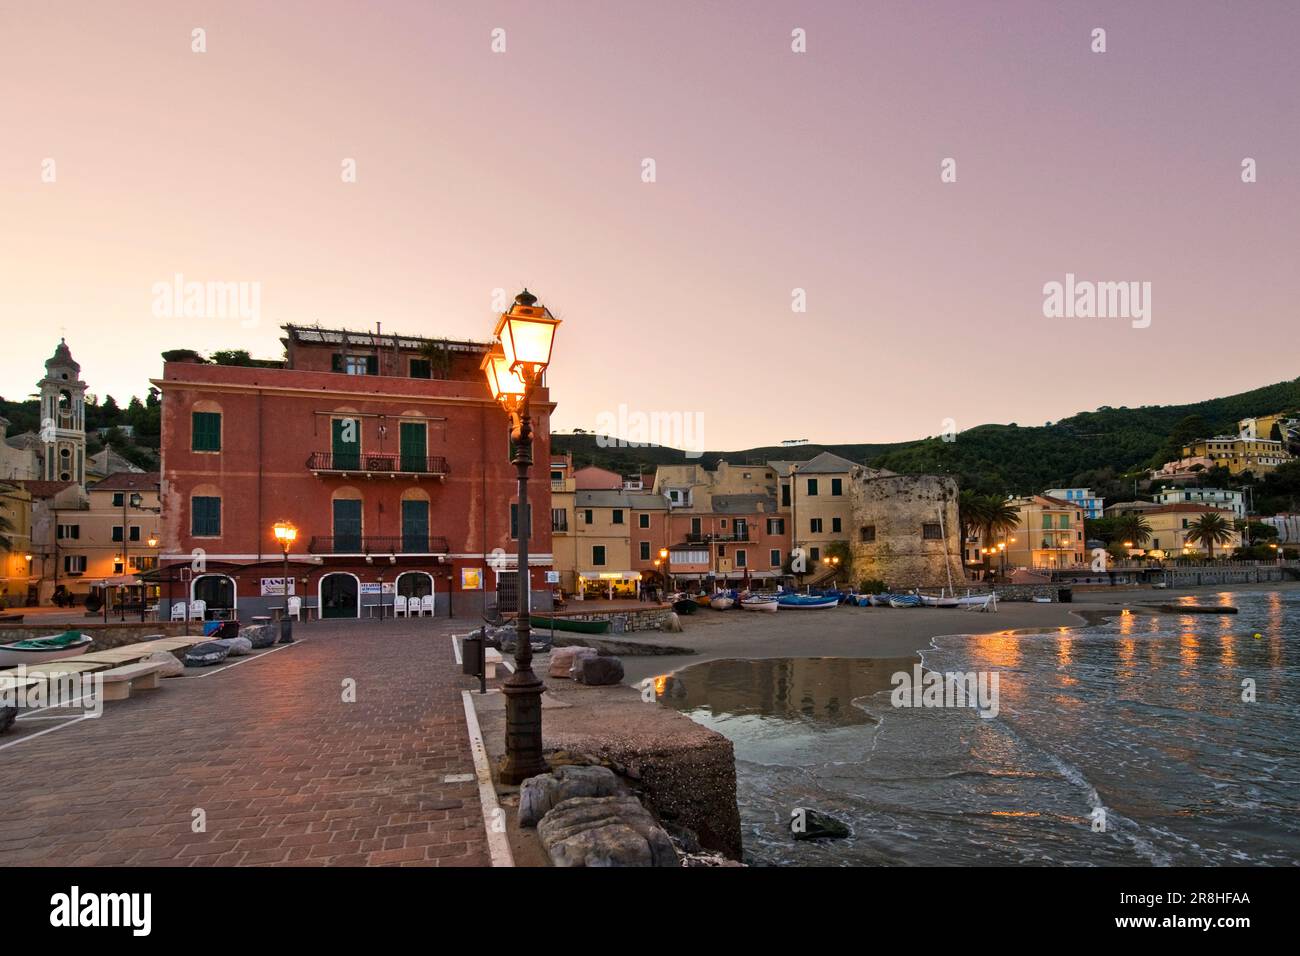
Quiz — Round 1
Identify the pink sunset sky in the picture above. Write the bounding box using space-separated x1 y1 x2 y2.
2 1 1297 448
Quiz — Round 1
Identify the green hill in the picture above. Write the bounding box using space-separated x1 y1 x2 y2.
553 376 1300 498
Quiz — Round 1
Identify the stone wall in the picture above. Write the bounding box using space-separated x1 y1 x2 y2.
848 472 965 589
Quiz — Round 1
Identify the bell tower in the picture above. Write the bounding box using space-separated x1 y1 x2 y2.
37 338 87 483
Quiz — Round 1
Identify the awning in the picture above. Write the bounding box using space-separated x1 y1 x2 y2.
577 571 641 581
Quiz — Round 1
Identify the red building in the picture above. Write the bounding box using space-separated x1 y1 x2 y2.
154 325 554 619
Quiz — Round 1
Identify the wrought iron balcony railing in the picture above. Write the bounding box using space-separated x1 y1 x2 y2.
308 534 451 556
306 451 449 478
685 531 751 543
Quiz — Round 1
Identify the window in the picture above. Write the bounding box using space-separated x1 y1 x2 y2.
409 358 432 379
333 498 362 551
399 421 427 472
640 541 651 560
57 524 80 540
638 513 650 529
831 517 842 533
510 503 533 540
770 549 781 567
113 558 124 574
592 545 606 566
781 484 790 506
551 471 564 482
112 525 124 542
192 411 222 452
583 509 593 524
129 556 156 571
401 499 429 553
63 555 87 574
130 527 140 542
810 518 823 533
860 525 876 542
333 354 378 375
612 509 624 525
922 523 943 540
831 478 843 496
717 545 726 557
767 518 785 534
736 549 747 568
192 497 221 537
691 517 702 536
809 547 820 561
807 478 819 496
552 508 568 532
112 492 124 507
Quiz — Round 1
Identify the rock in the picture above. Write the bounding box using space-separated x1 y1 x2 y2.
790 807 851 841
0 704 16 735
211 636 253 657
567 647 599 679
575 655 624 686
518 764 622 827
664 612 683 633
140 651 184 678
537 795 678 867
548 646 584 678
239 623 277 649
184 641 231 667
663 821 702 855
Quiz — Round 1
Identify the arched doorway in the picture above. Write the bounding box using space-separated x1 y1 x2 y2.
192 574 236 619
320 572 359 619
396 571 435 615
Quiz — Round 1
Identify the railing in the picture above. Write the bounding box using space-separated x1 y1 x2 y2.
308 535 450 555
306 452 449 476
685 531 751 543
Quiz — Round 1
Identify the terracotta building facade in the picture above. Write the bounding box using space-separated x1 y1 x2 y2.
154 325 554 620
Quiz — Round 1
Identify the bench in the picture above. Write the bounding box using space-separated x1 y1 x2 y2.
96 661 167 701
484 648 503 679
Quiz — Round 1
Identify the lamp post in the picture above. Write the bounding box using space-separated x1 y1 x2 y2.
273 520 298 643
481 289 560 785
658 547 671 598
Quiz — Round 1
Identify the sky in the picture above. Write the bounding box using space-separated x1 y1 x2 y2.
2 1 1298 449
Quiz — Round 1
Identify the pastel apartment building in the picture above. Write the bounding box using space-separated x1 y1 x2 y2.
154 324 554 619
1004 494 1087 569
1043 487 1103 520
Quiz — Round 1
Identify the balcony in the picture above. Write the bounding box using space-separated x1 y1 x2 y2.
685 531 751 543
308 535 451 556
306 452 449 479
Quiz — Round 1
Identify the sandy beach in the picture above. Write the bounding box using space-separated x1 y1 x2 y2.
616 581 1300 684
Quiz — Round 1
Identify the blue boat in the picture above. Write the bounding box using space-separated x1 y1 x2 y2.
777 594 840 610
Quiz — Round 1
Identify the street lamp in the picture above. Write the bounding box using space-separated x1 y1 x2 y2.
273 520 298 644
481 289 560 785
658 547 671 597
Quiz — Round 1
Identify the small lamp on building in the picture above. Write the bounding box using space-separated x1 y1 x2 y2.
481 289 560 785
272 520 298 643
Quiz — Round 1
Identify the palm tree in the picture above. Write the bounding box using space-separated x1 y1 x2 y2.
957 490 989 547
0 511 13 552
1184 512 1234 559
1113 513 1153 549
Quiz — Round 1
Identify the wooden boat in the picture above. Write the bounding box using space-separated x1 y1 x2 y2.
710 595 736 610
741 596 779 612
888 595 922 609
528 615 612 634
0 630 94 667
778 594 839 610
920 592 998 608
672 599 699 615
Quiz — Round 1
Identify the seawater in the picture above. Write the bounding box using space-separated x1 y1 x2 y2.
654 589 1300 866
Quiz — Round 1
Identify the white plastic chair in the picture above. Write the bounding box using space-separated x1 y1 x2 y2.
189 599 206 621
287 596 302 621
420 594 435 617
170 602 186 622
394 595 408 618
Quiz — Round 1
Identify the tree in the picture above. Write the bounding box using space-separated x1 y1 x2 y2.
1185 512 1234 559
0 510 13 551
1113 513 1153 548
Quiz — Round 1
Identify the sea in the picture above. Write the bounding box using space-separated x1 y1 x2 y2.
654 589 1300 866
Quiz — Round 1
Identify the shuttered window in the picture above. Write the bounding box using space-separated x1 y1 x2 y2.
192 412 221 452
192 497 221 537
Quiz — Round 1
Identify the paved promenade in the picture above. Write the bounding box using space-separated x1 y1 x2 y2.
0 619 489 866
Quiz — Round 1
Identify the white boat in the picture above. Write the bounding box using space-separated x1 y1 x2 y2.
710 596 735 610
920 592 998 608
0 631 94 667
740 596 779 613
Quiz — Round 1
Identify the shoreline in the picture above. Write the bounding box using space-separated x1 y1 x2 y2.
618 580 1300 684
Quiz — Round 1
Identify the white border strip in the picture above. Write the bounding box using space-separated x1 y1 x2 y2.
460 689 514 868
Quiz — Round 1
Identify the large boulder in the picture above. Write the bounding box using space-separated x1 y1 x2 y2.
140 651 184 678
210 636 253 657
575 655 624 686
537 795 678 867
518 764 622 827
239 623 278 649
547 646 584 678
567 647 599 679
184 641 231 667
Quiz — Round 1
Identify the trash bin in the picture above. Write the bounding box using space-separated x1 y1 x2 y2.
462 634 484 677
1057 588 1072 603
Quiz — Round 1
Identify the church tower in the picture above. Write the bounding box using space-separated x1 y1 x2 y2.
37 339 87 483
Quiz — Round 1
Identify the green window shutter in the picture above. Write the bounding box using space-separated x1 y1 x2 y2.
366 355 379 375
399 422 427 472
401 499 429 552
192 497 221 536
192 411 221 451
331 353 344 372
333 499 362 550
332 418 360 469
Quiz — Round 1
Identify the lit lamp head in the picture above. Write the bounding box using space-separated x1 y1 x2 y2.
273 520 298 552
659 548 669 561
480 345 528 412
147 535 158 549
494 289 560 383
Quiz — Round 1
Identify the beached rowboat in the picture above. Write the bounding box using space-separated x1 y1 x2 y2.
528 616 612 634
740 596 779 612
777 594 839 610
0 631 94 667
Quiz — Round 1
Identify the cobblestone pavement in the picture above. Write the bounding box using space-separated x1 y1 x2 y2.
0 619 489 866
